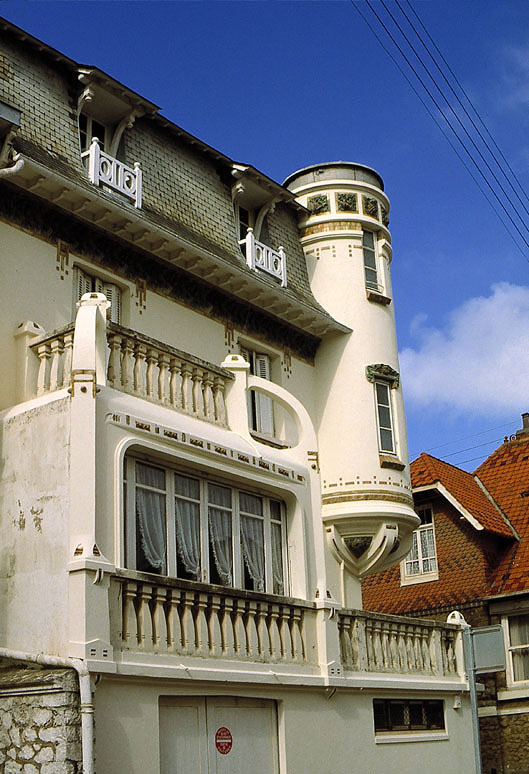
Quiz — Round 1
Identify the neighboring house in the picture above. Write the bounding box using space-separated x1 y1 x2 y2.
363 414 529 774
0 17 475 774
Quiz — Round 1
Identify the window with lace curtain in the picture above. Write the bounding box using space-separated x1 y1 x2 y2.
401 505 438 585
124 455 287 595
507 614 529 683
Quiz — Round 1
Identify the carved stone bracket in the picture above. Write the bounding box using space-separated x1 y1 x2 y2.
365 363 400 388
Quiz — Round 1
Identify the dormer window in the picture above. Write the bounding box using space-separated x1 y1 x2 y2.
79 112 108 153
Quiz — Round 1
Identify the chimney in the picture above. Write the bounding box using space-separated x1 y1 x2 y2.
515 413 529 439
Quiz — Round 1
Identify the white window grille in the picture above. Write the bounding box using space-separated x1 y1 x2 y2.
405 506 437 577
375 380 394 454
75 267 121 324
124 456 287 595
507 614 529 682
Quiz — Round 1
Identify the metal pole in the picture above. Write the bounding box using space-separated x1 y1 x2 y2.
462 626 482 774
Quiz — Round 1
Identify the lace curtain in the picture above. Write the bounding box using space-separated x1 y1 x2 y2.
208 484 233 585
240 516 265 591
271 522 284 595
135 463 166 573
510 615 529 681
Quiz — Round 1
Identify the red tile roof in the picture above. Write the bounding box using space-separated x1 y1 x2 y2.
411 453 515 538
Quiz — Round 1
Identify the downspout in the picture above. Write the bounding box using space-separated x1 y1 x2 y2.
0 155 25 177
0 648 94 774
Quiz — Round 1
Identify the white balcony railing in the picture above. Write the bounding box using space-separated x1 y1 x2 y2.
338 610 459 678
29 322 232 428
110 573 318 666
82 137 142 208
240 229 286 287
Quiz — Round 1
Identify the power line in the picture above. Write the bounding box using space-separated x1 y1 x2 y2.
349 1 527 258
363 0 529 257
439 437 503 460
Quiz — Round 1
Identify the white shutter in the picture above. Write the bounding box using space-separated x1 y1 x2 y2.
95 278 121 323
255 354 274 436
76 268 93 302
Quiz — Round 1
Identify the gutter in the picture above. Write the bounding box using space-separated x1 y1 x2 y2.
0 648 94 774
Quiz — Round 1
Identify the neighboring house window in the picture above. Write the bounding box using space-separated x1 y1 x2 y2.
124 456 287 595
79 112 108 152
405 506 437 577
375 381 394 453
507 614 529 682
75 267 121 324
363 231 380 291
240 348 275 437
373 699 445 733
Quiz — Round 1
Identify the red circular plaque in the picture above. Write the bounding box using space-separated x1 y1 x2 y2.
215 727 233 755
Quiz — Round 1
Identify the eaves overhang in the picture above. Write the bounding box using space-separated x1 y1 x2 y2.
413 481 517 539
6 153 348 339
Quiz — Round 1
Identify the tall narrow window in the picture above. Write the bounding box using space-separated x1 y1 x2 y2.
508 614 529 682
75 267 121 323
79 112 108 152
404 506 437 578
375 381 394 453
240 349 275 437
363 231 379 291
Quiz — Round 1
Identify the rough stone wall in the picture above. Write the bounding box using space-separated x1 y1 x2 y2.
0 665 82 774
481 713 529 774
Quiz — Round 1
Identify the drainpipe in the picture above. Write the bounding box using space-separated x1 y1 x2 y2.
0 155 25 177
0 648 94 774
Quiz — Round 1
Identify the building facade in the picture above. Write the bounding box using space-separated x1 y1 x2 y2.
363 415 529 774
0 17 474 774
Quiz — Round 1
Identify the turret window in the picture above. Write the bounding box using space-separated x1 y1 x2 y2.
375 381 394 453
363 231 379 292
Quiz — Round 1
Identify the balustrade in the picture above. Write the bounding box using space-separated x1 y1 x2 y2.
29 322 232 427
112 575 317 666
82 137 142 208
338 610 459 678
240 229 286 287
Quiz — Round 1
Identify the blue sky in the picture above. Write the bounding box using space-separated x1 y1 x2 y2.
2 0 529 469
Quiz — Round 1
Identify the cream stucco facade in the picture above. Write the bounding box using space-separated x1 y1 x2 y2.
0 17 475 774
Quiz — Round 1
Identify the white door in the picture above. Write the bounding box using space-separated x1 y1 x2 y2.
159 697 278 774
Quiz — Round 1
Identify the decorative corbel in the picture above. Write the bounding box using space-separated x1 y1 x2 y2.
77 86 95 114
231 181 245 205
254 196 279 241
108 109 143 156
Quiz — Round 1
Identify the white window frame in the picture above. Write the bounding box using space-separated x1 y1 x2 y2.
240 347 275 438
401 505 439 586
374 380 395 455
363 230 382 293
79 112 110 153
74 266 122 324
124 455 288 595
504 613 529 687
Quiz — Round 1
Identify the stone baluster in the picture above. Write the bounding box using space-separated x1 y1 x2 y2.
413 628 422 670
194 593 210 657
137 584 154 652
405 628 416 671
220 597 235 658
36 342 51 395
354 617 368 671
380 623 390 669
180 591 197 655
166 590 183 653
133 343 147 396
121 337 134 393
158 353 170 404
232 598 247 658
267 606 282 662
61 331 74 388
146 348 158 399
365 619 375 670
421 629 432 673
121 581 139 647
107 333 123 387
169 358 182 409
49 337 64 391
207 595 223 658
202 372 214 419
181 363 192 413
291 609 305 663
397 625 409 672
213 376 226 425
339 616 353 668
372 622 383 670
191 367 202 416
244 600 260 661
389 624 399 670
278 606 294 662
151 587 168 652
256 602 270 661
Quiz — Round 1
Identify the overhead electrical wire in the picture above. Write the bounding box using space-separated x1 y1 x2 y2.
350 0 529 263
360 0 529 259
416 419 518 454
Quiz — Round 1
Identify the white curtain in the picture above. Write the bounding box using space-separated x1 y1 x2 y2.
510 615 529 681
175 499 201 580
208 484 233 585
135 463 166 573
241 516 265 592
271 522 284 595
420 527 436 572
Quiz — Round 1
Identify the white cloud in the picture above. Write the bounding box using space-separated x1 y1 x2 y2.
399 283 529 416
